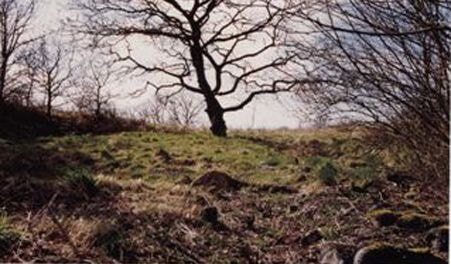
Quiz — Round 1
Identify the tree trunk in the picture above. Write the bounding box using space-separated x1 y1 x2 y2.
46 93 52 118
0 62 6 104
205 96 227 137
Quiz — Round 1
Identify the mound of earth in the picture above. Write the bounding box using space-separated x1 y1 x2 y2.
192 171 247 192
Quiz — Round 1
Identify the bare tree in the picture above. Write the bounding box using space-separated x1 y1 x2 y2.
139 95 169 126
0 0 36 103
31 39 74 117
167 94 203 127
73 0 309 136
291 0 450 179
72 59 115 117
13 47 38 107
138 93 203 128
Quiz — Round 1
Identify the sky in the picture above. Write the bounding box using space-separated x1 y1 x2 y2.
35 0 302 129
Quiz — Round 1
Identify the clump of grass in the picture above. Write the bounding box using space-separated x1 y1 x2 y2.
262 156 283 167
317 162 338 186
305 156 338 186
65 168 99 198
0 214 21 254
319 226 340 240
101 148 115 160
349 154 382 183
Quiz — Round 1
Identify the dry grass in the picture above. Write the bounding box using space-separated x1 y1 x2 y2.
0 127 448 263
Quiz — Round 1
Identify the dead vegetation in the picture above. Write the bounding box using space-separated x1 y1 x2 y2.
0 128 448 263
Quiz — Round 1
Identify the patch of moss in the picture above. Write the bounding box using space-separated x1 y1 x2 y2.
397 212 442 231
355 243 446 264
367 209 399 227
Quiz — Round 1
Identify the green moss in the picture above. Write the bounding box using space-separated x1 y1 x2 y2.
367 209 399 227
397 213 442 231
355 242 446 263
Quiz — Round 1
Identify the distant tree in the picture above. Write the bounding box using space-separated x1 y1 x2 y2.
15 48 38 107
31 39 74 117
139 95 168 126
72 59 115 117
0 0 37 103
167 94 203 127
138 93 203 128
73 0 309 136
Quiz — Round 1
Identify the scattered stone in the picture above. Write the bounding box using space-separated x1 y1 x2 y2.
396 213 442 232
193 171 247 192
426 225 449 252
301 229 323 247
320 243 355 264
367 209 399 227
201 207 219 224
353 243 446 264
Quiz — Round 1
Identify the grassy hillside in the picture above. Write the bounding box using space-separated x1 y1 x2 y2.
0 127 448 262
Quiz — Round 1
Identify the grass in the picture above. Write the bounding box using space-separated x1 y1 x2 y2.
38 130 300 185
0 126 448 263
0 214 21 254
